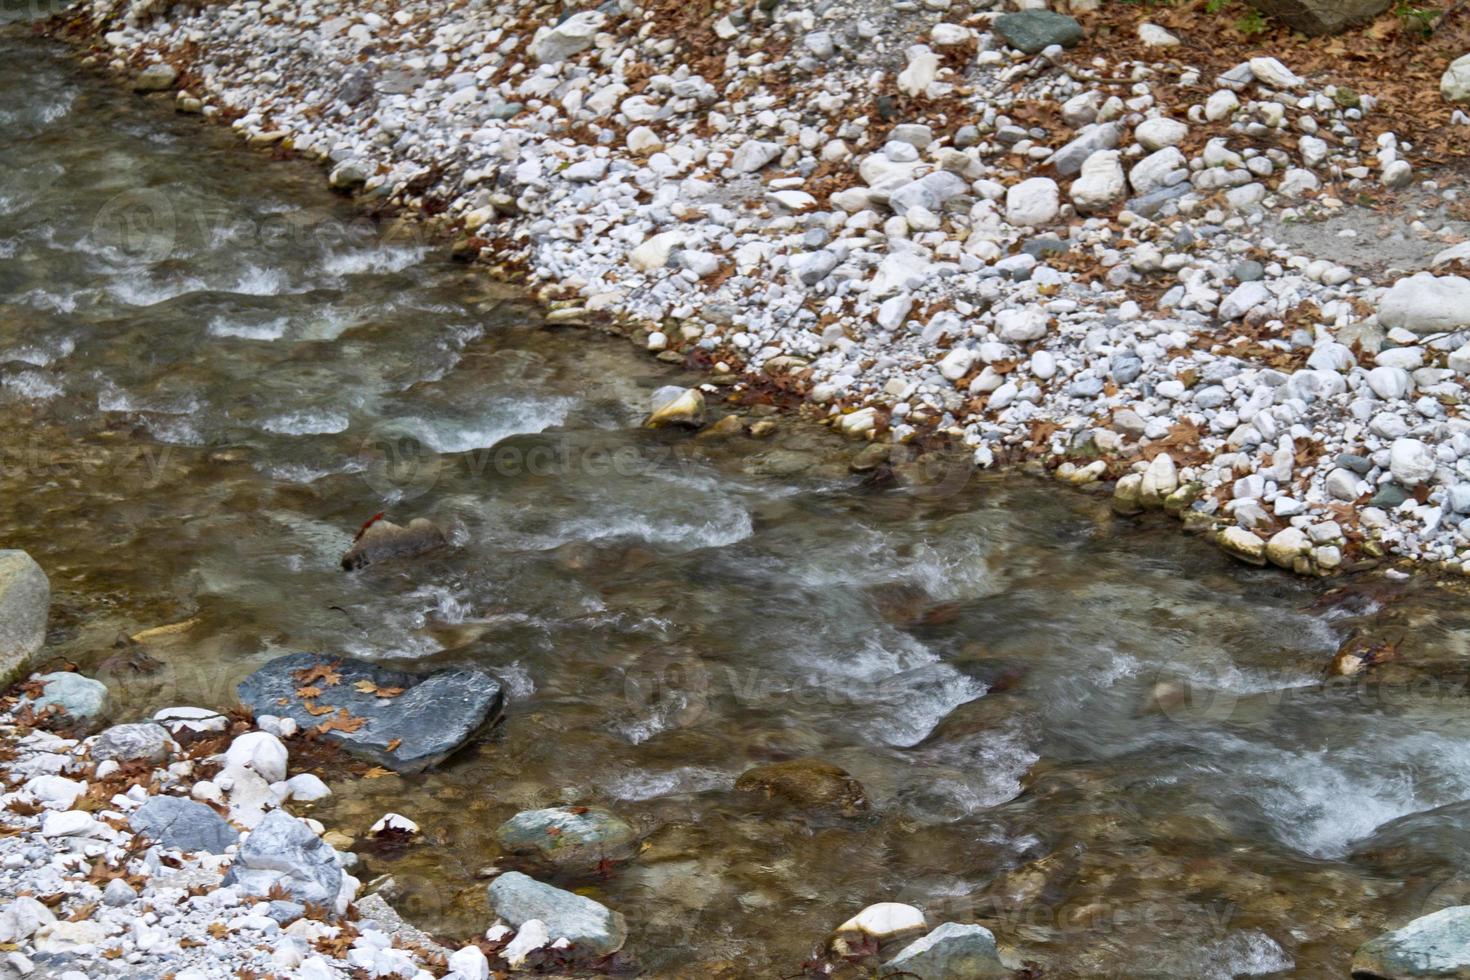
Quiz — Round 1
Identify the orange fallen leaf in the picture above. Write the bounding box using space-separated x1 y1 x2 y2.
384 738 402 752
302 701 334 717
292 662 342 687
363 767 394 779
316 708 366 734
296 686 323 699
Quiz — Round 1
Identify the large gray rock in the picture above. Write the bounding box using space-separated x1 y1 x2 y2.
92 722 174 764
885 923 1009 979
993 11 1083 54
222 810 342 907
24 673 107 728
1247 0 1391 35
487 872 627 958
0 551 48 687
129 796 237 854
495 806 639 872
236 653 503 773
1352 906 1470 978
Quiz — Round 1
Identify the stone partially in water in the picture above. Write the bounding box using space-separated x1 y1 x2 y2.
1352 905 1470 978
735 758 869 814
645 386 706 428
24 672 108 729
833 902 928 954
487 871 627 959
495 806 639 872
885 922 1008 979
236 652 504 773
130 795 238 854
0 550 48 687
132 63 178 92
340 517 447 571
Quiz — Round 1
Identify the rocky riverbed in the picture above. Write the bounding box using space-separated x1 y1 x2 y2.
44 0 1470 579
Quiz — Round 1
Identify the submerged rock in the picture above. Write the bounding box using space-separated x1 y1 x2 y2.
735 758 869 814
222 809 346 910
130 795 238 854
885 922 1008 979
340 516 447 571
495 806 639 872
236 653 503 773
1352 905 1470 978
487 871 627 959
0 550 48 687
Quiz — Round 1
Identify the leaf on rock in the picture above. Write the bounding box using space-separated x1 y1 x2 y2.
296 686 323 699
384 738 402 753
302 701 335 717
291 662 342 688
316 708 367 734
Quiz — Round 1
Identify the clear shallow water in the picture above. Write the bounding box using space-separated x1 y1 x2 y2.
7 28 1470 980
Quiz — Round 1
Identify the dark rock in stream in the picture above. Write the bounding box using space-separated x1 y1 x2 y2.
735 758 869 814
237 652 503 773
340 517 448 571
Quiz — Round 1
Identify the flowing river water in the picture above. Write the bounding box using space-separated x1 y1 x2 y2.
9 23 1470 980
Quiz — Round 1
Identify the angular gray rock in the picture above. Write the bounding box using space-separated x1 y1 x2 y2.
1246 0 1391 35
885 922 1009 979
530 9 605 64
993 11 1083 54
1352 905 1470 978
495 806 639 872
222 809 342 907
130 796 238 854
487 871 627 958
0 550 48 687
91 722 174 764
236 653 504 773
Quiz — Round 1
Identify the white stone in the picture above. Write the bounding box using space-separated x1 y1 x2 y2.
1204 89 1240 122
530 10 606 64
1443 53 1470 103
996 308 1048 342
629 232 683 272
1129 147 1185 196
1138 23 1179 46
1380 274 1470 334
836 903 927 941
897 46 940 97
1070 150 1125 212
225 731 288 783
448 944 490 980
1249 57 1303 89
1220 281 1270 321
1390 437 1436 487
1135 117 1188 151
1005 177 1060 226
285 773 331 802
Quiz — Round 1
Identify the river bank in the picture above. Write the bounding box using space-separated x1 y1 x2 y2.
40 0 1470 579
13 3 1470 978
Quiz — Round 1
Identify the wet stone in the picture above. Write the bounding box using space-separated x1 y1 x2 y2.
735 758 870 814
495 806 639 872
236 652 504 773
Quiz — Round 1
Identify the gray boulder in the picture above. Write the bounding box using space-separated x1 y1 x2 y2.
222 810 342 907
885 922 1009 979
92 722 174 764
531 10 605 64
993 11 1083 54
236 653 503 773
487 872 627 958
0 551 48 687
24 673 107 728
495 806 639 872
1247 0 1391 35
130 796 238 854
1352 906 1470 978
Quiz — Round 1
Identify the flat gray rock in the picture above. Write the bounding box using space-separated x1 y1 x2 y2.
1353 905 1470 978
130 796 238 854
236 653 503 773
993 10 1083 54
487 871 627 958
25 672 107 728
885 922 1009 979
